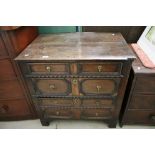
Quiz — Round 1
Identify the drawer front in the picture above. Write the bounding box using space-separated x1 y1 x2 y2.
0 59 16 81
0 99 31 117
38 98 80 107
37 98 113 108
82 99 113 108
80 78 120 96
123 110 155 124
134 77 155 93
81 109 112 119
27 63 69 75
0 80 24 99
41 108 73 119
129 94 155 109
78 62 122 75
32 78 71 96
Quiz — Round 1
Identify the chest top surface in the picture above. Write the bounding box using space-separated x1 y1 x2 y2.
15 32 135 61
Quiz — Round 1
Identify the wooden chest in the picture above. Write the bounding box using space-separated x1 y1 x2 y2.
15 32 135 127
0 26 38 120
120 54 155 126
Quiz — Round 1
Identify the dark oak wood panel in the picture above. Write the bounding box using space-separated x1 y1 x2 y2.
16 32 135 127
0 80 24 99
0 59 17 80
0 35 8 57
15 33 135 61
134 77 155 93
128 94 155 109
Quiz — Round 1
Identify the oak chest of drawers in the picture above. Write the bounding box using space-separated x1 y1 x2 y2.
0 26 38 120
15 32 135 127
120 54 155 126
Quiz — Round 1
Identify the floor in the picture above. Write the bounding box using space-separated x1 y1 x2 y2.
0 119 154 129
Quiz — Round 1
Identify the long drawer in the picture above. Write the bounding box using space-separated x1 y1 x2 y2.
134 77 155 93
123 110 155 125
128 94 155 109
23 61 123 76
29 77 120 97
36 98 114 108
40 107 112 120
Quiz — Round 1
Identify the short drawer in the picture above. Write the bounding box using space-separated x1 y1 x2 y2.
30 78 71 96
128 94 155 109
123 110 155 125
0 99 31 118
78 62 122 75
81 109 112 119
134 77 155 93
41 108 73 119
0 59 16 81
27 63 69 75
37 98 78 107
80 78 120 96
82 99 113 108
0 80 24 99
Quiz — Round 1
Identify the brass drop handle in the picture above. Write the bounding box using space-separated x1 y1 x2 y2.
0 105 9 114
46 66 52 72
72 79 78 85
49 84 55 89
98 65 102 72
96 85 102 92
95 113 99 116
56 111 60 115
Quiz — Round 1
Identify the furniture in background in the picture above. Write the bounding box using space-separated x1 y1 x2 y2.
120 45 155 126
16 32 135 127
38 26 78 34
82 26 146 43
0 26 38 120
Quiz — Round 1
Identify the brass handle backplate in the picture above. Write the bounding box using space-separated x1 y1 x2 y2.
46 66 52 72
